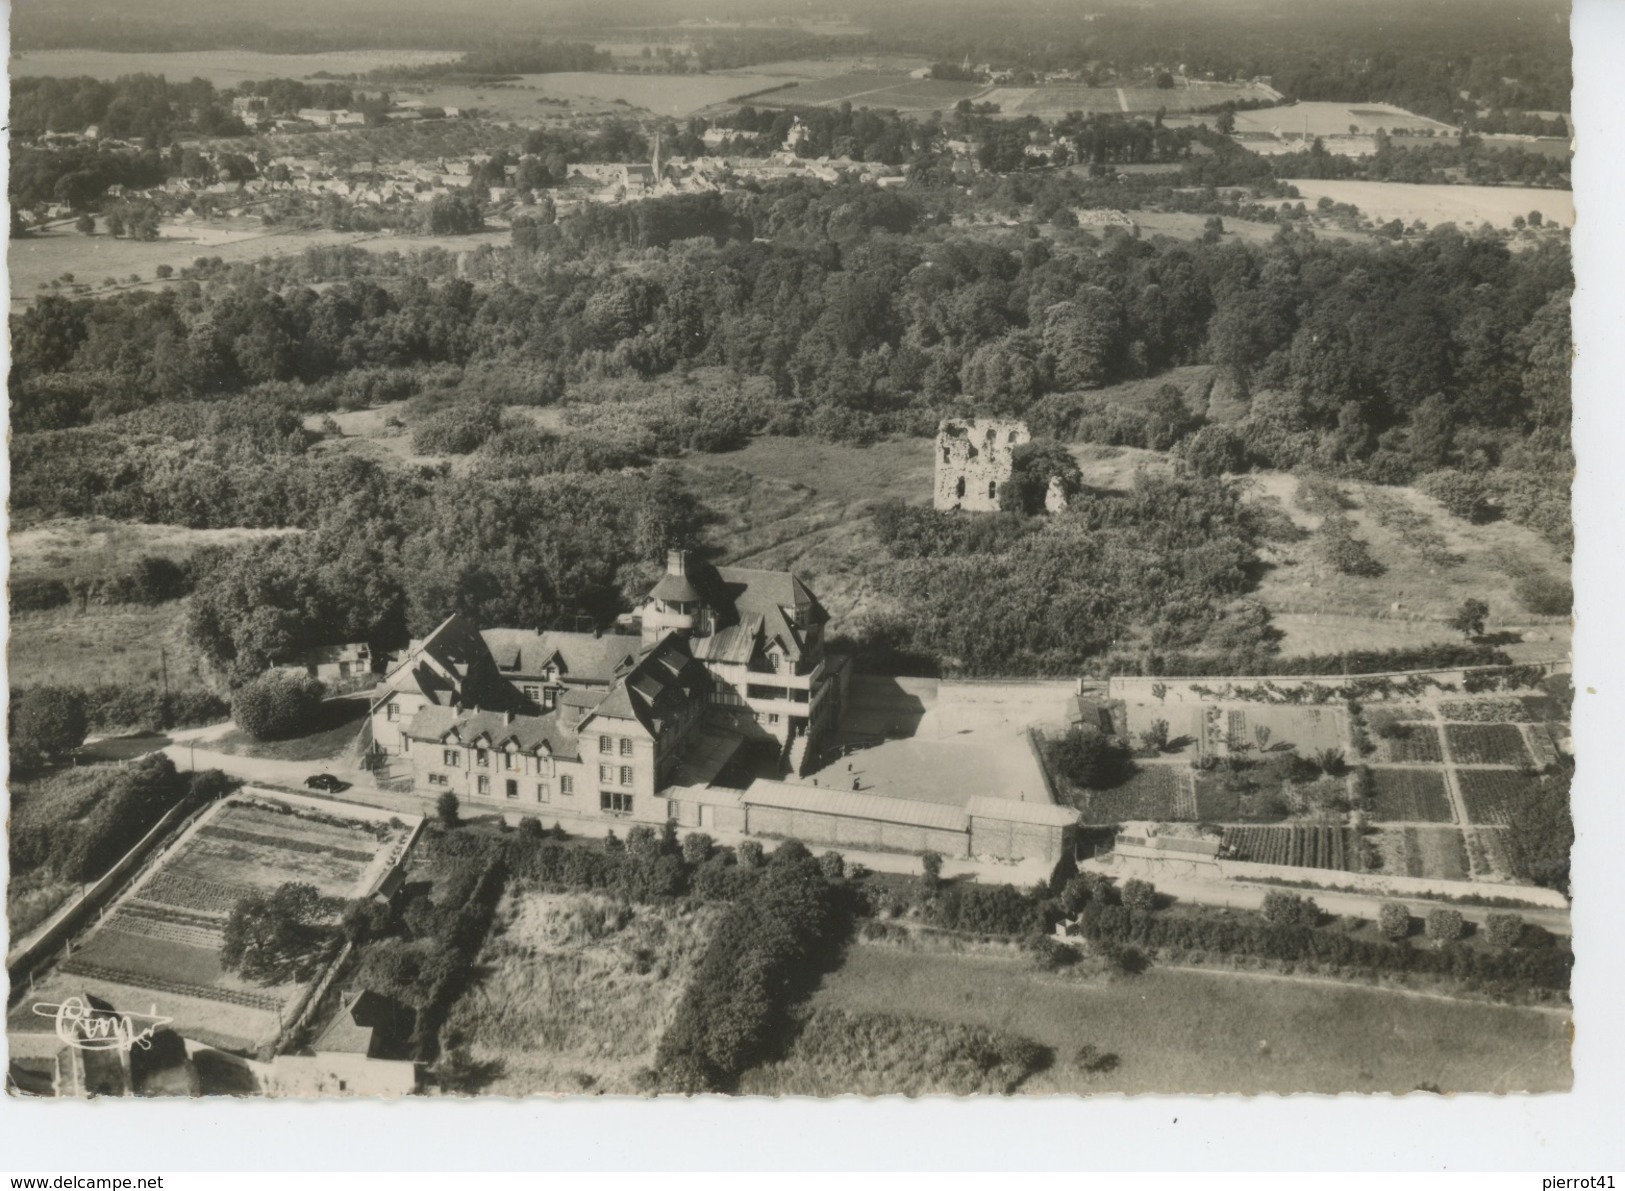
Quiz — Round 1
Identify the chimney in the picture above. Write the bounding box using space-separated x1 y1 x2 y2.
666 549 689 577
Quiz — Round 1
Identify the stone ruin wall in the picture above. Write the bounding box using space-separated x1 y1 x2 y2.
933 418 1030 511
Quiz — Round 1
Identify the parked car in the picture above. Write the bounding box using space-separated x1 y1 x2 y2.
305 773 347 792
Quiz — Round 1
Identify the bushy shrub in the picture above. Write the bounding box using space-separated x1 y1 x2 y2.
231 671 326 740
436 793 461 828
1120 878 1157 912
1418 469 1493 523
11 577 71 611
1379 902 1411 940
1045 725 1133 790
411 399 505 455
1514 573 1572 616
10 686 89 766
681 832 714 866
654 852 845 1091
1425 907 1466 943
1261 891 1320 928
1485 912 1524 948
1319 515 1383 576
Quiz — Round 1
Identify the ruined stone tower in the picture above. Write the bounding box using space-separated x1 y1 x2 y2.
933 418 1030 512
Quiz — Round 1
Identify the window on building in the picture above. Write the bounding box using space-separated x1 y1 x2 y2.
428 773 448 787
386 702 400 722
443 749 460 767
543 690 556 710
477 776 490 795
503 751 516 770
560 775 574 796
988 480 997 500
599 764 615 783
619 738 633 757
537 782 550 803
476 749 489 768
620 766 634 786
599 735 613 754
954 476 966 499
522 684 541 701
505 780 518 800
601 791 633 815
767 713 780 726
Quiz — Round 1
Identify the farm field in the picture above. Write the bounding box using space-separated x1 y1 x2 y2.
1281 180 1574 229
440 891 721 1094
1231 101 1455 139
750 71 986 112
791 942 1570 1093
449 70 805 117
1375 826 1471 880
984 80 1275 118
1445 724 1533 767
9 793 411 1053
1458 769 1546 826
8 48 463 87
1480 134 1571 160
1220 825 1358 871
1366 768 1454 823
10 218 511 308
1218 704 1348 755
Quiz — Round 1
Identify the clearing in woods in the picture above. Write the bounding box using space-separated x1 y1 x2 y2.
795 942 1570 1094
1280 180 1574 229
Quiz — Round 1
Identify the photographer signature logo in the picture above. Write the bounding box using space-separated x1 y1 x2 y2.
32 997 172 1052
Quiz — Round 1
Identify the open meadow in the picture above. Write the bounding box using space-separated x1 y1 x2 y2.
1245 470 1571 658
9 603 205 692
1282 180 1574 230
441 890 721 1094
791 942 1571 1093
1234 101 1456 139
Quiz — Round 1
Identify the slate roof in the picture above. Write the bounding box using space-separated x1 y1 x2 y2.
663 562 828 666
373 614 518 714
480 629 640 685
582 633 705 738
314 990 401 1058
404 705 581 760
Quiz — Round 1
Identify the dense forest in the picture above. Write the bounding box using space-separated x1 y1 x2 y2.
7 153 1572 682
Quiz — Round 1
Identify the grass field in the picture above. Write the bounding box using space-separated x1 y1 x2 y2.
750 71 986 112
1366 768 1454 823
441 890 721 1094
671 434 934 627
791 942 1569 1093
1234 101 1454 139
10 518 298 579
1245 470 1572 658
1446 724 1533 766
1281 180 1574 230
8 603 210 693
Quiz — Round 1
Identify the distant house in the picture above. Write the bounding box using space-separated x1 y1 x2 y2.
301 643 374 686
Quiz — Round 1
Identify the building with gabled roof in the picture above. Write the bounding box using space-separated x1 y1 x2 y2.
639 550 845 775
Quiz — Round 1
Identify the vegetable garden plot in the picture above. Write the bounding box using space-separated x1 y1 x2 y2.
1445 723 1532 766
135 872 258 916
1440 699 1532 723
1219 825 1358 871
1377 725 1444 763
1458 769 1544 826
1367 768 1453 822
1078 766 1182 823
